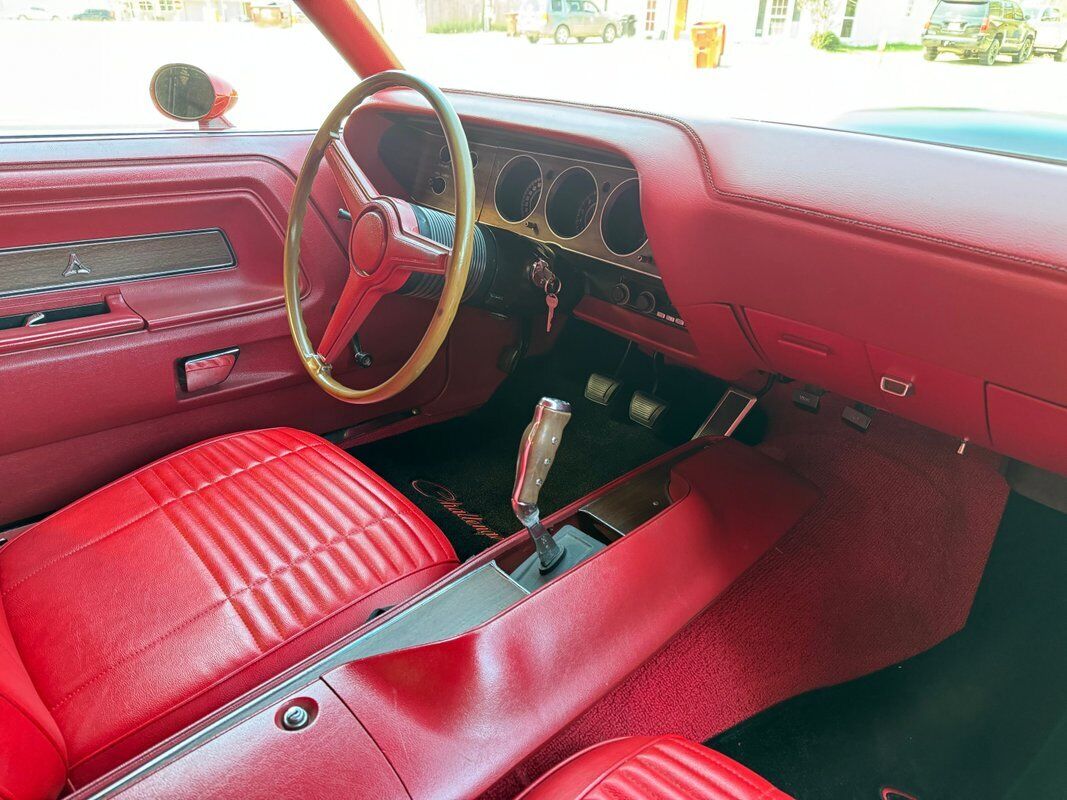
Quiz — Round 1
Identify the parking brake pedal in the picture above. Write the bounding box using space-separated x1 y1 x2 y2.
629 390 669 429
585 373 622 406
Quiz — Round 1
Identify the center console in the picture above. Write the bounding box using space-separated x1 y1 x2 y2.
76 428 818 800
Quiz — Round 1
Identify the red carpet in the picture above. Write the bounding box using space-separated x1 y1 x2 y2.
485 386 1009 798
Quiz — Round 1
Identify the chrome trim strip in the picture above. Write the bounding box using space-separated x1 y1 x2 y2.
83 563 525 799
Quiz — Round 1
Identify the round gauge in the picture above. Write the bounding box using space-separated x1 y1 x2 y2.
546 166 598 239
495 155 543 223
438 144 477 168
600 178 647 256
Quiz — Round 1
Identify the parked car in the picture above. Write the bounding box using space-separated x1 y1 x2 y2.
923 0 1036 64
519 0 621 44
12 4 61 20
1023 2 1067 58
72 8 115 20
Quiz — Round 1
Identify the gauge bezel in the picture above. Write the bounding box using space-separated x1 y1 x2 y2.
599 178 648 257
546 165 599 241
493 154 544 224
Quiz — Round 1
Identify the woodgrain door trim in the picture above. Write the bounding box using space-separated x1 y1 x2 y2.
0 228 236 299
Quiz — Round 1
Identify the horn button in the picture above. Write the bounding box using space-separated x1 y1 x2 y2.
350 208 388 274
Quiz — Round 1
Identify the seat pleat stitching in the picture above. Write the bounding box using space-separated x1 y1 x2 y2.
2 443 328 600
191 443 312 640
261 429 435 563
650 743 767 799
158 465 281 650
225 439 358 618
169 452 288 648
233 456 349 618
607 757 706 800
313 445 437 569
670 739 771 795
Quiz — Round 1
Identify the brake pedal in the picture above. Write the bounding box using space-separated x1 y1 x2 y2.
629 390 669 429
693 387 757 439
585 372 623 406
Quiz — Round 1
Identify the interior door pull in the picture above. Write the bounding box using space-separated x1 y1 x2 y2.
181 348 239 393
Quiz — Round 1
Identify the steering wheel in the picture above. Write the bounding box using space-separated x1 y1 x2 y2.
284 71 475 404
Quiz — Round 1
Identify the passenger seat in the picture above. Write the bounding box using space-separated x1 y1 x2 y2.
516 735 792 799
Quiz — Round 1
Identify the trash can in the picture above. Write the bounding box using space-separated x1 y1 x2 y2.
621 14 637 37
506 11 519 37
691 21 726 68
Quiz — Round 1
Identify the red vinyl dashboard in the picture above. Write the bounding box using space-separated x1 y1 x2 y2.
347 88 1067 476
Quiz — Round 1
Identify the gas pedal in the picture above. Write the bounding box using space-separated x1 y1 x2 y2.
692 387 757 439
585 372 623 406
629 390 669 429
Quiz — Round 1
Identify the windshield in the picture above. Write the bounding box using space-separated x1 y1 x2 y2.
371 0 1067 161
931 2 990 21
1 1 1066 162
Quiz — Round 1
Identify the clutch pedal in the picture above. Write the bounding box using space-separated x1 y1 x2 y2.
585 372 623 406
629 390 669 429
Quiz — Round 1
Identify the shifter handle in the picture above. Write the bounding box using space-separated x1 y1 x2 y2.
513 397 572 510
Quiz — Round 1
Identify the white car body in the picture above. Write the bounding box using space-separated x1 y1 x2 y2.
1023 1 1067 54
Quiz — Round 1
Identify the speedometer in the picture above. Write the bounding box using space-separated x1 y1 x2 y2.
495 155 543 223
520 178 543 219
546 167 598 239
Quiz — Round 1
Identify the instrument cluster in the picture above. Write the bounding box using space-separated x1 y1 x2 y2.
382 121 657 278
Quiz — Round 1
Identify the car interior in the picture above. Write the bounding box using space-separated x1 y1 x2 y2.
1 2 1066 799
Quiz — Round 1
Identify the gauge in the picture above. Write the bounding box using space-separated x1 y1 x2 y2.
600 178 647 256
546 166 598 239
520 177 543 219
495 155 543 223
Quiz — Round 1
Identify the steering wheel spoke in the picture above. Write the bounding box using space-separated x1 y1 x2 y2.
325 137 375 213
389 222 450 275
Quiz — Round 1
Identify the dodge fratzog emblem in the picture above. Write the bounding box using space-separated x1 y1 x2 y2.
62 253 91 277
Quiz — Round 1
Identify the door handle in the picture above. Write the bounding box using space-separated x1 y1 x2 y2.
180 347 239 393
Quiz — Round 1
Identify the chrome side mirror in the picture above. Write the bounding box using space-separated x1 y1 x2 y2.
150 63 237 129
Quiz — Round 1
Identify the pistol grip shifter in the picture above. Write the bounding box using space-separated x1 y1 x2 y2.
512 397 572 572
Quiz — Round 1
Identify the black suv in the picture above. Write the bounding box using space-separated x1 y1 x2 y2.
923 0 1036 64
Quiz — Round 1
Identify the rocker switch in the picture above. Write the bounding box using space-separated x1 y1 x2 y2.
880 376 914 398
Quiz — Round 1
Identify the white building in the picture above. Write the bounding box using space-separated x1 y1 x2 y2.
614 0 938 46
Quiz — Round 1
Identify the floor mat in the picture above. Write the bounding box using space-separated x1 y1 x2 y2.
352 321 723 560
483 385 1009 799
706 492 1067 800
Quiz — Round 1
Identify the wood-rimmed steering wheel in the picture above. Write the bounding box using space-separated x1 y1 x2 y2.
284 71 475 404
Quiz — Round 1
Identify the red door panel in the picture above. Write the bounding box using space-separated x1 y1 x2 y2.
0 132 516 524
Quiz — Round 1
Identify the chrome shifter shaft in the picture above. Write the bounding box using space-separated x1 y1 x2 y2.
512 397 572 573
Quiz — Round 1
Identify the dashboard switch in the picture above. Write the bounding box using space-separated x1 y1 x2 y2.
880 376 914 398
610 282 631 306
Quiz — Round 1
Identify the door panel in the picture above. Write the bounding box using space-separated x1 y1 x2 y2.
0 132 516 524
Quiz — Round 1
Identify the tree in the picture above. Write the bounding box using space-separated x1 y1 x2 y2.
798 0 841 49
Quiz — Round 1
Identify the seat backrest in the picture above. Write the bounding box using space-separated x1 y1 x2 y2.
0 593 67 800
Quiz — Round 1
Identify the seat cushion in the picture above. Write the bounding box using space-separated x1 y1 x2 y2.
0 428 457 788
517 735 792 800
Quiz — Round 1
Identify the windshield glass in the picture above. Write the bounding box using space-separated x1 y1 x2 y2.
1 1 1065 162
931 2 990 21
370 0 1067 161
